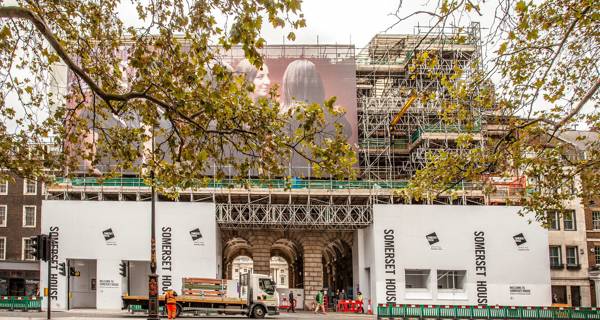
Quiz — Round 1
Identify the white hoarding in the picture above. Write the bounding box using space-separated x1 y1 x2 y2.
367 205 551 307
40 201 217 310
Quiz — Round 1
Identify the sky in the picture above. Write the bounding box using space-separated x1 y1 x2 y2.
257 0 490 48
118 0 496 49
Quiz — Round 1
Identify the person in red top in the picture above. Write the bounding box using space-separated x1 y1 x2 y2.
164 289 178 319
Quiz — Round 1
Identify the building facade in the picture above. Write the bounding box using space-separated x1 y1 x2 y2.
586 197 600 306
547 200 590 306
0 175 43 296
231 256 289 288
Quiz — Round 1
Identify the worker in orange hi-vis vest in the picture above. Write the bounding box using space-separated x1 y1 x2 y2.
164 289 178 319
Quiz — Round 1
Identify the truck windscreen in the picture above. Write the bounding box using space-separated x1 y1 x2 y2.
259 278 275 295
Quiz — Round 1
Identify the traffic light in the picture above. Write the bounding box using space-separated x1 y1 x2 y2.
119 261 127 277
58 262 66 276
29 234 49 261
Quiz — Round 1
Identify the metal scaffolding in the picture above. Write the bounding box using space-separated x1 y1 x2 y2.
216 203 371 230
356 22 484 180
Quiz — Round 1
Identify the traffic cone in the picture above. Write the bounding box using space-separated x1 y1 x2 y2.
368 299 372 314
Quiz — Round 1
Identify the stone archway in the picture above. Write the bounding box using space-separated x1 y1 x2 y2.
231 255 254 281
220 229 354 310
222 236 252 279
322 238 353 298
270 238 303 289
270 256 289 288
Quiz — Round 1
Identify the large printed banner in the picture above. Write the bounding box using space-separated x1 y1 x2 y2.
226 54 357 175
368 205 551 307
226 55 358 144
66 45 357 175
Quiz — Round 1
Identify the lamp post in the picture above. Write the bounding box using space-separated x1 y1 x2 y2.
147 125 159 319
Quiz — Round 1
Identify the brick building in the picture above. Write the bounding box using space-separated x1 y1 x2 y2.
0 175 43 296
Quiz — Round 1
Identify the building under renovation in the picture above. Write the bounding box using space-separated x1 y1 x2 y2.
30 23 570 311
356 23 483 181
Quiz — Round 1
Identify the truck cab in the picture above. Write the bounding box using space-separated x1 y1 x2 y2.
242 273 279 318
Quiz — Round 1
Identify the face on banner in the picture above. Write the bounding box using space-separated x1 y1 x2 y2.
232 57 358 145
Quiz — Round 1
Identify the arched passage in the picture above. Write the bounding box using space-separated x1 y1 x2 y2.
270 238 303 289
220 230 354 310
270 256 289 288
222 237 252 279
231 256 254 281
322 238 353 299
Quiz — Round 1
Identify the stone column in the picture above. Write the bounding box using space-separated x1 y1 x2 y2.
302 236 324 310
250 234 272 275
593 278 600 307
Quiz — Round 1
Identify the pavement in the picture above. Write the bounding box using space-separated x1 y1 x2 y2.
0 310 376 319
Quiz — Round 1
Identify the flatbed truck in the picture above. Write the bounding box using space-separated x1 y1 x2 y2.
122 273 278 318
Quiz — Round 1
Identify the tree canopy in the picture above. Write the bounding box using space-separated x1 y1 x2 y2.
0 0 356 190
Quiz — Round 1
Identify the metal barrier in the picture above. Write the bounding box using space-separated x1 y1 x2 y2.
376 304 600 319
337 299 363 312
0 296 42 312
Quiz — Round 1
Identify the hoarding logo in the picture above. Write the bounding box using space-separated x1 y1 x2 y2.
513 233 528 251
102 228 117 245
190 228 205 246
426 232 441 250
103 228 115 241
426 232 439 245
513 233 526 246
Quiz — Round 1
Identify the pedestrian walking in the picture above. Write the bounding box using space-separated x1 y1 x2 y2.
164 288 178 319
287 291 296 313
355 291 364 313
339 289 346 301
333 289 340 311
314 289 327 315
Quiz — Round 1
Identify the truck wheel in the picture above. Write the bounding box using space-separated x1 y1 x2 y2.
252 305 266 319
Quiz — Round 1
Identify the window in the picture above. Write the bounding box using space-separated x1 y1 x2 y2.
552 286 567 304
23 179 36 195
0 180 7 195
0 237 5 260
280 276 285 284
593 212 600 230
405 269 430 289
0 205 6 227
437 270 466 290
566 246 579 267
563 210 576 231
547 211 560 230
596 247 600 265
258 278 275 295
549 246 562 267
22 206 36 227
22 237 35 260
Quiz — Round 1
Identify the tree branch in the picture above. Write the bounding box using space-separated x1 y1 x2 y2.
553 77 600 131
0 6 173 113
